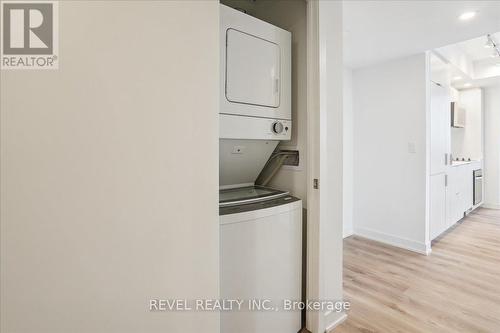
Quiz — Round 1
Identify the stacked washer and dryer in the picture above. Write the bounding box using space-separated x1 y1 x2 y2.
219 5 302 333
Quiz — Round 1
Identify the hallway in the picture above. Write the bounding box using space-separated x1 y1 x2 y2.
337 208 500 333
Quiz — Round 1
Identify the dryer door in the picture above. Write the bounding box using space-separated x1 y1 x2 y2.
225 29 280 108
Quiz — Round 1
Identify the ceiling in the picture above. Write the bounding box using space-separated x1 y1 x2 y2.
456 32 500 61
344 1 500 69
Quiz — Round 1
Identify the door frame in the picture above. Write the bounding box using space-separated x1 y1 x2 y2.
305 1 322 331
306 1 346 332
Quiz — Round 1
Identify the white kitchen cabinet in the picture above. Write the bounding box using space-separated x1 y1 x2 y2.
446 167 461 227
429 80 452 241
430 82 451 175
428 55 482 243
430 174 447 240
431 162 479 241
431 166 471 240
446 164 475 228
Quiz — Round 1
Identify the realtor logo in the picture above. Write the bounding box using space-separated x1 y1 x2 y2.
1 1 58 69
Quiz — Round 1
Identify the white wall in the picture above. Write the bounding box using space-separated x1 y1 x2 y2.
352 54 429 253
484 84 500 208
451 89 483 161
0 2 220 332
343 67 354 238
221 0 308 204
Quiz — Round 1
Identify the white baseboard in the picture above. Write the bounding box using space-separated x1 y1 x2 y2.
481 203 500 210
343 228 354 239
325 312 347 333
353 226 430 255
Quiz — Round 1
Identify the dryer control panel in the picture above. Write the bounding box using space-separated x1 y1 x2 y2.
220 114 291 140
271 121 285 134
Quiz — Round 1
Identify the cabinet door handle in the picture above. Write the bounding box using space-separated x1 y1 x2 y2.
445 174 448 187
445 153 448 165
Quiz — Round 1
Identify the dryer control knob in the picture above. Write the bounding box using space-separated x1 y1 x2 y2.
272 121 284 134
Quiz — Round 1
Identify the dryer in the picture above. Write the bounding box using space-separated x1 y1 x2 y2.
219 5 292 189
220 4 292 141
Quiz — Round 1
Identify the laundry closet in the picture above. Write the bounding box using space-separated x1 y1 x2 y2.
218 1 307 332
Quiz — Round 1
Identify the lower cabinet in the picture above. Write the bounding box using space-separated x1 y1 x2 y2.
430 164 477 241
447 166 474 228
430 174 447 240
446 167 462 228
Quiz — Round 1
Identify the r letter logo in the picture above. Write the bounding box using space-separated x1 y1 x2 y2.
1 1 58 69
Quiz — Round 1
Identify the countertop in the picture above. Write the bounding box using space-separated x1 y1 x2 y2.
451 160 481 167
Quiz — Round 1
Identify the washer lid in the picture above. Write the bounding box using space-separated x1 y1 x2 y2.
219 185 289 207
219 194 300 217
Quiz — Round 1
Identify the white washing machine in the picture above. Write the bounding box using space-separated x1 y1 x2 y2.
220 186 302 333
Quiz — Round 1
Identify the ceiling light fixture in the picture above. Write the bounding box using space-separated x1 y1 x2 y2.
452 76 463 80
464 83 472 88
459 11 477 21
485 34 500 57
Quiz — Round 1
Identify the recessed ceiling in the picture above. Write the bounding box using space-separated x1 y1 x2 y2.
344 1 500 69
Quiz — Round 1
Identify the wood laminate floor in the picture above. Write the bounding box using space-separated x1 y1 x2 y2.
335 208 500 333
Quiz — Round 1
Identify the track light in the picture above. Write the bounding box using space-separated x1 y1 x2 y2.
485 34 500 57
